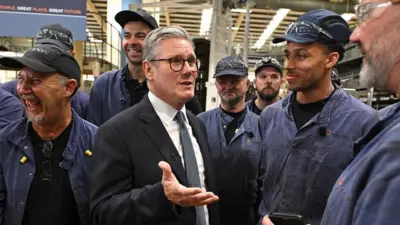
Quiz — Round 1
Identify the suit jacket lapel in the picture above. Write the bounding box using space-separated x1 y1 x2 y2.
139 96 188 185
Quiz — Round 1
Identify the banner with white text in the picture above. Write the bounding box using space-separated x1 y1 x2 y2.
0 0 86 40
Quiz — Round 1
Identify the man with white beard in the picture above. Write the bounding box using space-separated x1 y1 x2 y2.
320 1 400 225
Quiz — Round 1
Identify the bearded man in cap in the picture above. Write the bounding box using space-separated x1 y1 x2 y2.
198 56 264 225
246 57 283 115
0 44 97 225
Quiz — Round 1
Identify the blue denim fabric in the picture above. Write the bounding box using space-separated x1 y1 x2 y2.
321 102 400 225
0 88 24 131
86 66 132 126
246 98 257 114
0 110 97 225
198 107 265 225
258 87 379 225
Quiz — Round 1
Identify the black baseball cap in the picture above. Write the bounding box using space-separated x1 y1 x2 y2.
0 44 81 89
35 24 74 51
272 9 351 46
254 57 282 75
214 56 248 78
115 9 159 29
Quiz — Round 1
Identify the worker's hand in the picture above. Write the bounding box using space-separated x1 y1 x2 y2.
261 216 275 225
159 161 219 206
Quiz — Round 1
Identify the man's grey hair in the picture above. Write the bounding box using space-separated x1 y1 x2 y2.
142 26 193 61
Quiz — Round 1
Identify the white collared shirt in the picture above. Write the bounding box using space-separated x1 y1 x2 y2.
148 92 209 225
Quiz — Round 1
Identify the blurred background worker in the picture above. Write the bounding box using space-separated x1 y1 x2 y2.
0 24 90 119
258 9 379 225
246 57 283 115
198 56 264 225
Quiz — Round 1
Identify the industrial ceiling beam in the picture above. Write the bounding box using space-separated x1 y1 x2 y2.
164 11 171 26
231 13 245 42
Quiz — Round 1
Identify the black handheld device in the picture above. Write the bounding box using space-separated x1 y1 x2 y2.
269 212 305 225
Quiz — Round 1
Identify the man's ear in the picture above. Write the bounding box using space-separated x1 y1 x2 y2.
245 78 250 91
65 79 77 97
143 61 153 81
325 52 340 69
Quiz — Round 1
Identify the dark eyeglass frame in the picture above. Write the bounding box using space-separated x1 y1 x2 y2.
149 57 200 72
41 141 53 182
354 0 399 24
285 21 334 41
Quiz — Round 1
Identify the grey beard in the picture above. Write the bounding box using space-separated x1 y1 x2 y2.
26 113 45 125
359 54 391 90
221 95 243 109
360 25 400 91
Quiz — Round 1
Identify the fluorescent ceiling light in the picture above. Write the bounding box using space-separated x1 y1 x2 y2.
227 26 239 30
231 8 252 13
252 8 290 49
341 13 356 22
90 39 103 43
271 42 286 47
200 8 213 36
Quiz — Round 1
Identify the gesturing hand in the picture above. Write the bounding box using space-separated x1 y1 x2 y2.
158 161 219 207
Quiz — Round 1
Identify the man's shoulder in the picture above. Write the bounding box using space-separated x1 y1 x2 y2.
74 90 89 101
0 118 25 146
93 69 122 87
0 80 17 92
246 109 259 119
0 87 18 102
259 98 284 119
197 107 218 120
79 117 98 133
343 93 376 113
101 100 144 128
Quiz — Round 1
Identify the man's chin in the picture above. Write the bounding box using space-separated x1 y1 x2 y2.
127 57 143 65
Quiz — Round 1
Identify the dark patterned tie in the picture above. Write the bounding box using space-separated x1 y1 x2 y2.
175 111 207 225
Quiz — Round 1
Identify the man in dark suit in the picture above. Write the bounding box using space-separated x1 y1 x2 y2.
90 26 220 225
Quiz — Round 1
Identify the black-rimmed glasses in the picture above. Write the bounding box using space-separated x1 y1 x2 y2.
41 141 53 182
150 57 200 72
354 0 399 24
285 21 334 41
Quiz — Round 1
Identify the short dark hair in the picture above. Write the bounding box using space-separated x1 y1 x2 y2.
320 42 345 62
